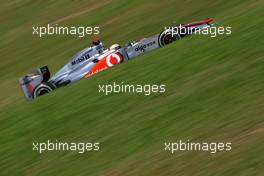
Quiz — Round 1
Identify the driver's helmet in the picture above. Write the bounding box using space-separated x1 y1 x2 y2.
92 37 101 46
109 44 121 50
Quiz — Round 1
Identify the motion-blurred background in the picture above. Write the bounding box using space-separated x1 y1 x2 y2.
0 0 263 175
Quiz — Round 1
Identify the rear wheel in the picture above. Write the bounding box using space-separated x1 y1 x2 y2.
33 82 55 98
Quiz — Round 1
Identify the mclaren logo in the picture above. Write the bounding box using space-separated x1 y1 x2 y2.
135 41 156 52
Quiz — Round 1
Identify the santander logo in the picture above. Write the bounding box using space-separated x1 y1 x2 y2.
106 52 124 67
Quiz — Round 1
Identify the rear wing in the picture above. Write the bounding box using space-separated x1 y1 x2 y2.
19 66 50 101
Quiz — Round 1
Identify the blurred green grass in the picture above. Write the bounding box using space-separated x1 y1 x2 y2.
0 0 264 175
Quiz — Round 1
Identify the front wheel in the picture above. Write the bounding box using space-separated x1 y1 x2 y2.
158 29 181 47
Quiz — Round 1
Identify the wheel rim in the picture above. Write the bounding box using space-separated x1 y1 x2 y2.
163 35 176 45
33 84 53 98
38 89 49 96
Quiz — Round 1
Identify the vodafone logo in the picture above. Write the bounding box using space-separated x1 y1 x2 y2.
106 52 123 67
84 51 124 79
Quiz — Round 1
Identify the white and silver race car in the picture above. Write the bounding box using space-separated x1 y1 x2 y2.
19 18 215 101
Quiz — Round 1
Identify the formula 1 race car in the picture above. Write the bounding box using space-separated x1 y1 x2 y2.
19 18 215 101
